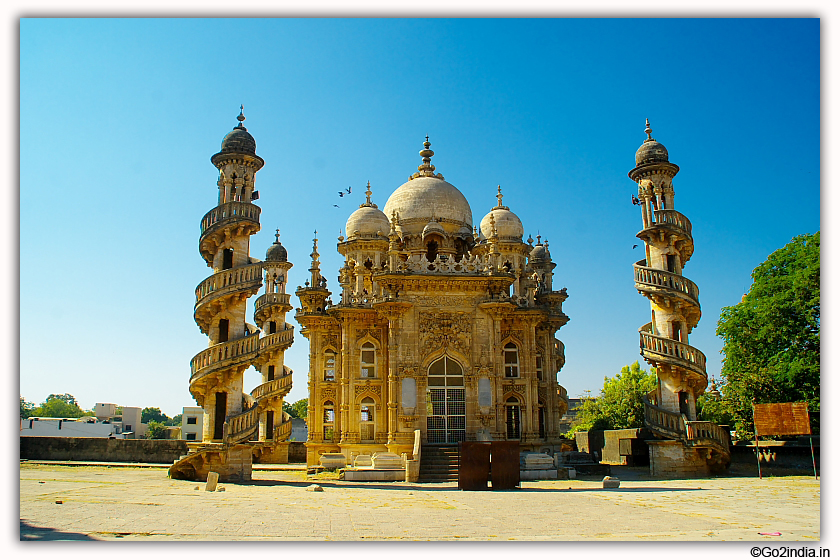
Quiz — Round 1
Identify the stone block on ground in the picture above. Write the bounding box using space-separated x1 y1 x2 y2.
353 454 373 467
602 476 620 488
371 452 403 469
205 471 219 491
319 453 347 469
524 453 555 470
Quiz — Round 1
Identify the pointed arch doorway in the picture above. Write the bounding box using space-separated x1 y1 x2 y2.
426 356 466 444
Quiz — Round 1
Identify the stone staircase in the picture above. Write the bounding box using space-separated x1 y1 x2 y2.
419 445 459 482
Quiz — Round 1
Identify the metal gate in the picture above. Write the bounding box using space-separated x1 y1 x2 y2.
427 388 466 444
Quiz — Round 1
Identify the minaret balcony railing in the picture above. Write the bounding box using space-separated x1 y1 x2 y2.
251 370 293 401
639 322 707 379
643 399 686 440
223 404 259 444
190 332 261 381
274 419 293 442
195 263 264 308
259 328 295 352
633 261 700 307
200 201 261 236
652 209 693 238
254 292 292 314
685 420 731 451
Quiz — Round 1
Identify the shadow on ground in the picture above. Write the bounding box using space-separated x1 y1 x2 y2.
20 519 100 541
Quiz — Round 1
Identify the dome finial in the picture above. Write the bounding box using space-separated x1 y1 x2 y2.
496 185 504 208
644 118 653 141
365 181 372 205
275 229 280 243
236 105 246 129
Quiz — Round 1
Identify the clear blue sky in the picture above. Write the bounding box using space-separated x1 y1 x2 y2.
19 18 819 417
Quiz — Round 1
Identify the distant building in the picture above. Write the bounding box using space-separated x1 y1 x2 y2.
20 417 124 438
557 398 585 434
181 407 205 441
93 403 148 439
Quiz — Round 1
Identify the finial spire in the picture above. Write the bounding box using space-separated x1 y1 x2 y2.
496 185 504 208
365 181 372 205
236 105 246 128
644 118 653 141
274 229 280 243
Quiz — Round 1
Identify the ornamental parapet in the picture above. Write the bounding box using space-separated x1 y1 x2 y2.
638 322 707 380
224 404 259 444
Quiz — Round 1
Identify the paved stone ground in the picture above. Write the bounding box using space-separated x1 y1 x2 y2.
19 462 820 541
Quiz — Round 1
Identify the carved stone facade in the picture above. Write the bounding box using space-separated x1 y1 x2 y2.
296 140 570 467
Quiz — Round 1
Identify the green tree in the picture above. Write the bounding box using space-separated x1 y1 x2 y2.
291 398 308 420
567 362 657 436
716 232 820 438
141 407 170 424
282 401 297 418
145 420 168 439
20 396 35 419
166 414 182 426
696 392 735 427
32 395 86 418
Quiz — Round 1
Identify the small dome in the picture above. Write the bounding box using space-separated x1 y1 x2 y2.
220 125 257 155
530 242 549 263
480 207 524 240
266 241 288 262
346 205 390 238
635 139 669 166
422 220 447 239
634 119 669 166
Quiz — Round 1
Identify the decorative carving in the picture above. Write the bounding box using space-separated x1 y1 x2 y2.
477 414 495 426
502 383 526 395
320 387 337 401
474 364 492 377
354 384 382 398
356 329 381 344
398 365 419 378
410 295 472 307
538 387 547 402
419 311 471 356
321 334 339 350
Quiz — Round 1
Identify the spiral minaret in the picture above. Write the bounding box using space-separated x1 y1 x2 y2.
169 108 294 482
630 120 730 476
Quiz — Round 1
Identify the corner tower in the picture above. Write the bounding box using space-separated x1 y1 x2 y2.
629 120 730 477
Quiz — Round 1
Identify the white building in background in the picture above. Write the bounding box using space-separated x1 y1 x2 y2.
181 407 205 441
20 417 124 438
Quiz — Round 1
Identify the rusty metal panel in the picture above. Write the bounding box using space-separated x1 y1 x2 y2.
490 441 520 490
458 442 490 491
753 402 811 437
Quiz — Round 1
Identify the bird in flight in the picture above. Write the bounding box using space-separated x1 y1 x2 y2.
632 244 639 249
338 186 352 197
333 204 340 208
631 195 641 206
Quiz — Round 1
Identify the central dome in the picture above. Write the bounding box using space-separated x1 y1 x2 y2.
384 175 473 227
383 138 473 229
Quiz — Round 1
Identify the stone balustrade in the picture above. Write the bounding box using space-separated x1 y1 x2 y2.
274 419 292 442
652 209 692 238
397 253 493 275
224 404 259 444
639 323 707 379
190 332 261 381
685 420 730 450
259 328 294 352
644 400 686 440
633 260 700 306
254 292 292 314
250 370 293 401
195 263 264 307
200 201 261 235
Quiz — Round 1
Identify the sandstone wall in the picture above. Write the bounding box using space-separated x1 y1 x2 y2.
20 437 187 463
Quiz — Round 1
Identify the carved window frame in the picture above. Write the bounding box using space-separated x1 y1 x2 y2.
503 342 520 378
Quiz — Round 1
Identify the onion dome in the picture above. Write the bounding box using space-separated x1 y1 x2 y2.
345 182 390 237
266 230 288 262
479 186 524 240
211 106 264 168
383 137 473 229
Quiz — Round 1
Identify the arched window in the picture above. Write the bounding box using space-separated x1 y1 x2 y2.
506 396 521 440
427 357 466 444
323 401 335 442
504 342 519 378
360 397 375 442
324 350 336 381
360 342 376 378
